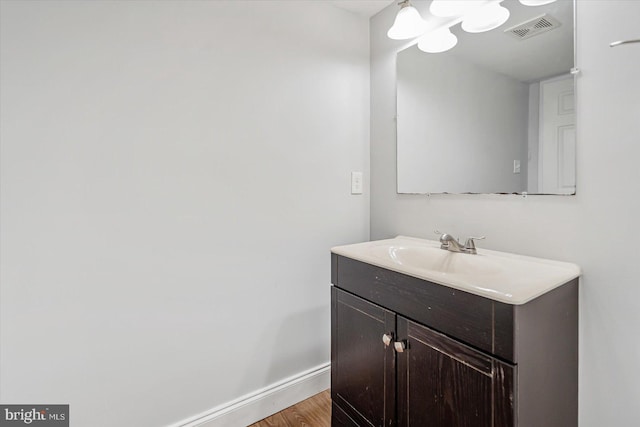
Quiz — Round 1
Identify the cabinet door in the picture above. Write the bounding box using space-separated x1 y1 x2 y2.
397 317 515 427
331 287 396 427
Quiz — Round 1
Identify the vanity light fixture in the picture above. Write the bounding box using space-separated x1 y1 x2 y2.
387 0 428 40
519 0 557 6
461 2 510 33
417 27 458 53
388 0 515 53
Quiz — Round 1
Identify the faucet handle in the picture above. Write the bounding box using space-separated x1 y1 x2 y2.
464 236 485 253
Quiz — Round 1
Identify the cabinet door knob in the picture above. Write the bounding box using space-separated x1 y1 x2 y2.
394 341 407 353
382 333 393 347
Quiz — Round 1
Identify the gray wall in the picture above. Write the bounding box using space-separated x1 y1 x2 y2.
371 1 640 425
0 1 369 426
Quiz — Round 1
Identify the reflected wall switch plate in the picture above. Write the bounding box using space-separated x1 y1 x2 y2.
351 172 363 194
513 160 521 174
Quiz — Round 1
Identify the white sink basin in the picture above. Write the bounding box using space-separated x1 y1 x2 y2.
331 236 581 305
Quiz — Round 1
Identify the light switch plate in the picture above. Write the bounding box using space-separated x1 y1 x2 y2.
513 160 521 174
351 172 363 194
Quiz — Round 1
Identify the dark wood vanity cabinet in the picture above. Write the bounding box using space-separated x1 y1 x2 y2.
332 288 395 427
331 254 578 427
397 317 515 427
332 287 513 427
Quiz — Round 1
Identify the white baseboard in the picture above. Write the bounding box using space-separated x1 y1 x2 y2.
170 363 331 427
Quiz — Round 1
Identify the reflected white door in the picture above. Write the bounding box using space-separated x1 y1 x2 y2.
539 75 576 194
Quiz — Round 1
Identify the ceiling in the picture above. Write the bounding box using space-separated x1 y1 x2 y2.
328 0 395 17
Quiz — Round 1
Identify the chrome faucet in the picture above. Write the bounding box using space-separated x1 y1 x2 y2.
436 231 485 255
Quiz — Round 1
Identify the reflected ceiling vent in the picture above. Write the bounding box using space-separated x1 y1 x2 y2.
504 14 561 40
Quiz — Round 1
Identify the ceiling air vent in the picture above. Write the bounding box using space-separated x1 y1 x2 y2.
504 14 561 40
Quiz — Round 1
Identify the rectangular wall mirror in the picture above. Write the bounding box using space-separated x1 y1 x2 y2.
396 0 576 195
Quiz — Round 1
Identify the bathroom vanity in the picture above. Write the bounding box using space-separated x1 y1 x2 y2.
330 236 580 427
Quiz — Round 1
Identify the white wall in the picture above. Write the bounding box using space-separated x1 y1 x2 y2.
397 47 528 194
0 1 369 426
371 1 640 425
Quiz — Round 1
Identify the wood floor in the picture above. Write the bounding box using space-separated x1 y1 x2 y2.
248 389 331 427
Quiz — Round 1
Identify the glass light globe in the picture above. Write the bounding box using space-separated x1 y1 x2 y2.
387 5 428 40
417 28 458 53
461 3 510 33
519 0 557 5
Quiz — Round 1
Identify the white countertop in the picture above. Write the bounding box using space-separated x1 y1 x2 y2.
331 236 581 305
